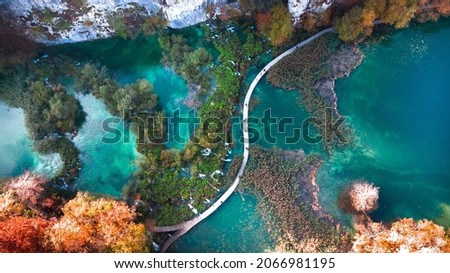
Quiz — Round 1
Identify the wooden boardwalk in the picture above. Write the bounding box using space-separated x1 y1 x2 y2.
150 28 335 252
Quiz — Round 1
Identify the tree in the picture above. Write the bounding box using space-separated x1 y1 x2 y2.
334 6 375 42
76 63 109 93
0 216 51 253
25 81 84 139
256 4 294 46
339 180 379 213
353 218 450 253
46 193 150 252
256 11 272 33
5 172 46 208
0 191 28 221
141 15 168 36
269 4 294 46
160 149 182 169
381 0 418 28
114 79 158 116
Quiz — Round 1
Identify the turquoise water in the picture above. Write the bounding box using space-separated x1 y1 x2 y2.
117 66 196 149
0 103 37 178
172 193 275 252
241 60 316 153
73 94 139 197
3 19 450 252
316 19 450 226
49 35 196 149
0 103 62 179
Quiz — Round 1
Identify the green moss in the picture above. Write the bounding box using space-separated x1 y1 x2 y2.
54 20 72 31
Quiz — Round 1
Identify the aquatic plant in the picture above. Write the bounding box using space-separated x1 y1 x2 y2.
240 146 350 252
267 33 354 151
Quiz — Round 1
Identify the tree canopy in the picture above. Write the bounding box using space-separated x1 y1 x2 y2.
46 193 150 253
0 216 52 253
256 4 294 46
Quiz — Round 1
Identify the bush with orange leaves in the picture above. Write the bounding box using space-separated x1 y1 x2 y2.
352 218 450 253
0 191 28 221
0 216 52 252
45 192 150 253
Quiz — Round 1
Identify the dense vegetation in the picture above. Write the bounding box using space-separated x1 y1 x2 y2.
159 33 213 95
108 4 168 39
119 21 268 226
74 63 219 225
0 57 84 186
353 218 450 252
0 11 39 69
256 4 295 46
334 0 450 42
267 33 355 150
3 0 450 253
232 146 350 252
0 176 150 253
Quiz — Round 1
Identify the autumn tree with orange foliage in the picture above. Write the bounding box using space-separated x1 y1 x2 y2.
0 191 28 221
340 181 450 253
0 216 52 252
256 4 294 46
334 0 422 42
417 0 450 21
256 12 272 33
353 218 450 253
45 193 150 253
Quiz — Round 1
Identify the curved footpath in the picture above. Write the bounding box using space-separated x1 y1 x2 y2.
150 28 335 252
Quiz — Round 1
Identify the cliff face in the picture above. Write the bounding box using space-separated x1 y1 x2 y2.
288 0 334 23
1 0 229 44
1 0 333 44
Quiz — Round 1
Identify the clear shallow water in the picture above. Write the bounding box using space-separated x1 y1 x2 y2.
172 193 275 253
0 103 62 179
49 35 196 149
244 59 317 154
117 65 196 149
74 94 139 197
0 103 37 178
317 19 450 226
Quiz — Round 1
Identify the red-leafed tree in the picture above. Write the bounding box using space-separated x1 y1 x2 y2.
0 216 52 253
256 11 272 33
